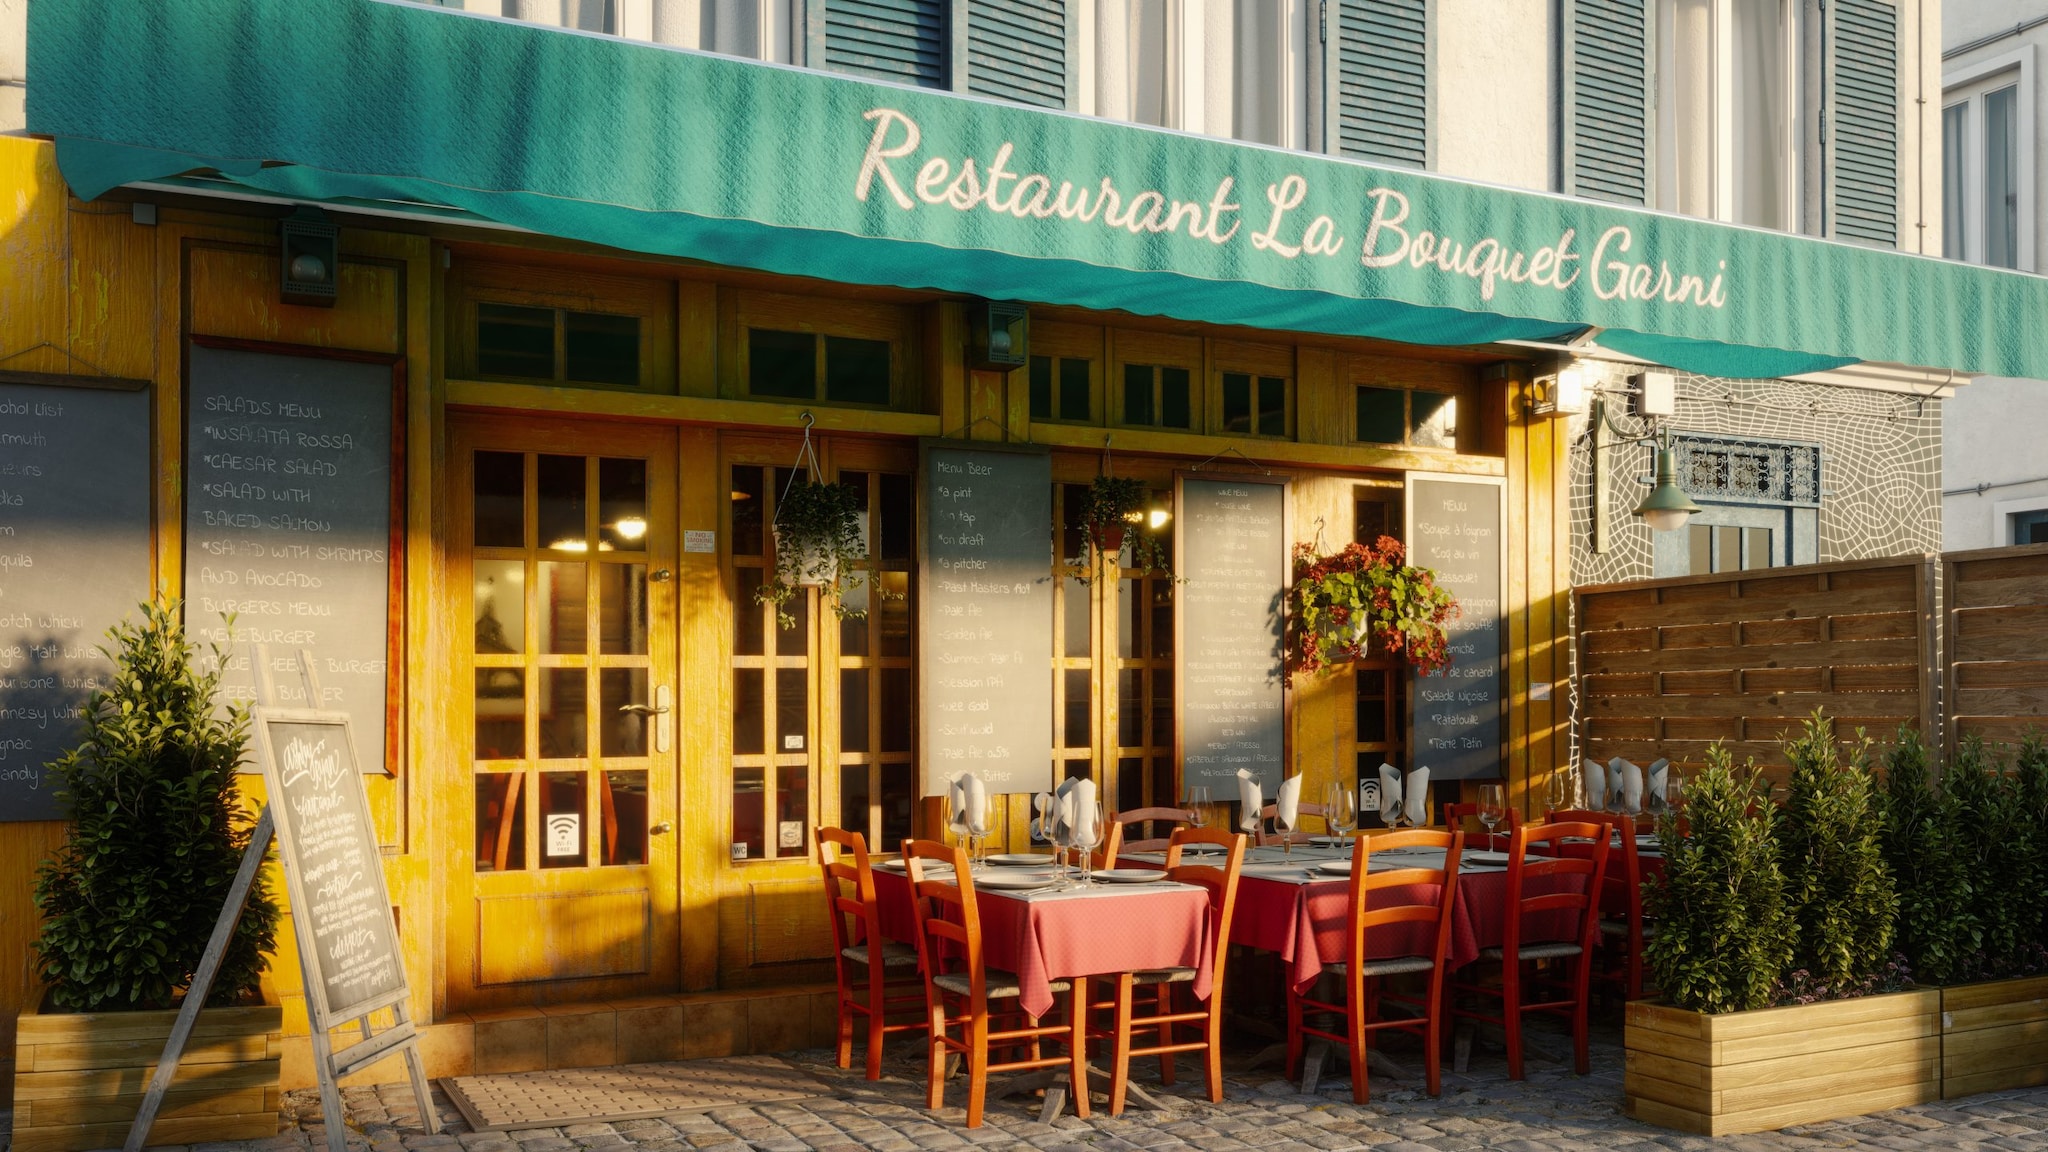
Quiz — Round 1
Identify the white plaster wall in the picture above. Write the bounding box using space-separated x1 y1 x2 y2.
1941 376 2048 550
1946 0 2048 49
1431 0 1554 192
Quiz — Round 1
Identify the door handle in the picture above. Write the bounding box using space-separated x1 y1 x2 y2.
650 821 674 836
618 685 674 753
617 703 670 716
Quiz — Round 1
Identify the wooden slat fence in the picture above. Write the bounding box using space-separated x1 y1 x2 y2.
1945 541 2048 754
1576 555 1939 782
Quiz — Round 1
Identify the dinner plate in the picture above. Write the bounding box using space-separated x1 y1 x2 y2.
986 853 1050 867
1466 850 1512 866
1093 869 1169 884
975 872 1056 891
1174 843 1224 855
874 858 951 874
1314 861 1354 876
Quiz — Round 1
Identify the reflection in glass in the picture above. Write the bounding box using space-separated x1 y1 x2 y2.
1410 393 1457 449
776 764 810 856
879 571 911 657
735 568 765 657
731 466 765 556
477 304 553 381
1943 103 1968 260
880 473 914 561
840 577 870 656
1356 387 1406 444
1151 581 1173 659
1152 669 1173 744
825 336 891 405
775 587 809 656
1061 484 1089 561
601 771 649 865
750 329 816 399
880 667 911 753
732 767 765 860
881 763 914 847
1065 668 1091 748
598 564 648 655
1119 669 1143 746
541 771 588 868
1064 577 1091 658
841 765 871 841
733 668 764 755
475 668 525 759
1123 364 1154 425
601 668 651 758
565 312 640 387
776 668 809 754
539 561 587 654
1987 85 2020 269
841 669 870 752
539 668 588 759
1118 755 1145 812
597 458 649 551
1160 367 1191 428
474 559 526 654
538 454 587 551
474 451 526 548
474 772 526 871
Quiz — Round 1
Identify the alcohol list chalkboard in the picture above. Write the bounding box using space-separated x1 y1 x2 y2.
1406 474 1505 780
1176 475 1289 794
254 709 407 1022
0 382 152 822
184 346 395 774
917 442 1053 796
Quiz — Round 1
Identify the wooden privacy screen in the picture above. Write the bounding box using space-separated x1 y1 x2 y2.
1945 541 2048 753
1576 556 1939 779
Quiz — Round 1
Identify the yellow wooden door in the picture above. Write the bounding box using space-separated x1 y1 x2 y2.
448 414 680 1009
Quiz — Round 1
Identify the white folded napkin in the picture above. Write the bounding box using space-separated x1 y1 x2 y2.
1620 759 1643 814
1033 791 1052 839
1403 766 1430 828
1647 758 1670 807
1609 757 1636 814
1378 763 1401 823
1582 758 1606 810
948 775 969 834
1237 769 1263 833
1067 777 1098 843
966 774 989 835
1275 775 1302 832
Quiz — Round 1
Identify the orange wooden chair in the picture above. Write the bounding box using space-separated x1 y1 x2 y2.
1548 807 1655 1002
1256 801 1330 845
817 827 926 1080
1449 819 1612 1079
1287 828 1465 1102
1090 828 1247 1115
1101 806 1199 862
902 839 1087 1127
1442 801 1521 848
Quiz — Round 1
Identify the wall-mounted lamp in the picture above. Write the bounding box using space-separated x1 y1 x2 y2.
1634 430 1702 532
280 207 339 308
968 301 1029 372
1530 365 1588 417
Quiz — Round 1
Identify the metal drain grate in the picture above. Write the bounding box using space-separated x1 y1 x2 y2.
442 1055 833 1130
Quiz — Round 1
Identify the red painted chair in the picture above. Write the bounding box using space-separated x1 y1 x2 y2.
1287 828 1465 1102
817 827 926 1080
1450 819 1612 1078
1548 808 1653 1002
1442 801 1521 849
1101 806 1200 862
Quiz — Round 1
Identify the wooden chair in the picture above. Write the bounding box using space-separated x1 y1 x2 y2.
1287 828 1465 1102
817 827 926 1080
1091 828 1247 1115
1102 806 1199 862
1256 801 1330 845
903 839 1087 1127
1442 801 1521 849
1548 808 1653 1002
1449 819 1611 1079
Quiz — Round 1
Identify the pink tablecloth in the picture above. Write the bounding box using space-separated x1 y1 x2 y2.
871 869 1214 1018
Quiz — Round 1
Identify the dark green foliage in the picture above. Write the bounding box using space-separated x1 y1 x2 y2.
1644 744 1795 1014
2014 735 2048 953
1776 713 1897 990
1878 728 1977 985
1944 736 2037 978
33 601 279 1011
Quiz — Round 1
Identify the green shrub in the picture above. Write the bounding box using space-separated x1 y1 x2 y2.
1776 712 1896 990
1945 735 2036 978
33 600 279 1011
1644 744 1794 1014
2014 734 2048 954
1878 727 1976 985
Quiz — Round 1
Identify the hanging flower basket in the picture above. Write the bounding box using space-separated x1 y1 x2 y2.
1285 535 1458 684
756 476 870 626
1073 473 1169 579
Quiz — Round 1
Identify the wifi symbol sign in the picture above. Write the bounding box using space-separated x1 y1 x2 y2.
546 813 581 857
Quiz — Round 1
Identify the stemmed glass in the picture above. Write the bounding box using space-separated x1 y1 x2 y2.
1069 802 1104 887
1037 800 1067 884
1477 782 1507 851
1546 769 1573 817
1188 786 1212 832
1324 782 1358 846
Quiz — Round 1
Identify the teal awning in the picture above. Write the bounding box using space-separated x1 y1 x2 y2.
26 0 2048 379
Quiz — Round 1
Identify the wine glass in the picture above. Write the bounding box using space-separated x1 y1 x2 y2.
1477 783 1506 851
1037 800 1066 883
1330 784 1358 840
1070 802 1104 887
1274 801 1295 859
1188 785 1212 831
1546 769 1573 817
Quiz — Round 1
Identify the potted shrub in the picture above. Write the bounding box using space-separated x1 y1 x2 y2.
1626 722 1939 1137
16 600 284 1152
756 475 872 627
1285 535 1457 684
1071 474 1170 578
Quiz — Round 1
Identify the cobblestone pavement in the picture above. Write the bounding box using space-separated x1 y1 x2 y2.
14 1018 2048 1152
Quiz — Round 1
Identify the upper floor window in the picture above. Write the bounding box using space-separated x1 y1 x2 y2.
1943 52 2034 271
497 0 615 34
1656 0 1796 230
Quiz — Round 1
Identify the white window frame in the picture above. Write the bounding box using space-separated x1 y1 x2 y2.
1653 0 1803 229
1942 46 2037 272
1993 494 2048 546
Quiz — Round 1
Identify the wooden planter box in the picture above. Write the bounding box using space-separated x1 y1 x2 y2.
1625 989 1942 1136
11 1001 284 1152
1941 975 2048 1100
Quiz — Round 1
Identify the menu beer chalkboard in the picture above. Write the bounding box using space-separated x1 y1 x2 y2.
1406 474 1505 780
1176 475 1289 794
0 382 152 822
917 442 1054 795
184 346 396 774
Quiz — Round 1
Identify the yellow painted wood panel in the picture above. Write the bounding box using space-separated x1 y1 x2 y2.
187 245 402 353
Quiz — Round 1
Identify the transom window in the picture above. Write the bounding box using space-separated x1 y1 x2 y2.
1355 385 1457 449
1122 363 1193 429
477 304 640 388
747 329 893 406
1030 354 1094 423
1221 372 1289 438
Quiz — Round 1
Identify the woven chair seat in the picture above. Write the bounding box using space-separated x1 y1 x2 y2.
933 970 1072 999
842 941 919 968
1331 955 1437 977
1479 942 1584 962
1130 966 1198 986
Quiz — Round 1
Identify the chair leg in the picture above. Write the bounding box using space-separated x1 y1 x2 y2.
964 1011 989 1128
1066 985 1091 1120
1347 980 1369 1105
1422 969 1444 1098
1572 954 1593 1076
1155 984 1176 1085
865 968 887 1081
926 998 948 1111
1203 988 1224 1103
1109 974 1134 1117
1503 959 1525 1081
835 987 855 1071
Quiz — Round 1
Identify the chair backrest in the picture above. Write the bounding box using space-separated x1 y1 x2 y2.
1256 801 1330 845
1163 828 1248 988
1342 828 1464 973
1442 802 1522 839
1505 820 1611 957
817 826 881 970
902 838 982 1000
1105 806 1200 860
1544 808 1640 926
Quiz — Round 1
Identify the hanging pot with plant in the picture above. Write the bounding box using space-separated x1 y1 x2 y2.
1285 534 1458 683
754 419 873 627
1074 473 1170 578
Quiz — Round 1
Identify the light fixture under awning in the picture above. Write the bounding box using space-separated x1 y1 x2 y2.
28 0 2048 381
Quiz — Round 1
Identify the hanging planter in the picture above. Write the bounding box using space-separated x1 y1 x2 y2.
754 418 873 627
1073 473 1170 581
1285 535 1458 684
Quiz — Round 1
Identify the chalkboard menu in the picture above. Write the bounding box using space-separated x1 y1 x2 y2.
0 382 152 822
1406 474 1505 780
254 708 407 1022
917 442 1053 796
184 346 395 774
1176 475 1289 794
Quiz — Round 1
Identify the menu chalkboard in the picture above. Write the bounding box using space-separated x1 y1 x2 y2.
1176 475 1289 794
1406 474 1504 780
0 382 152 822
254 708 407 1022
184 346 395 774
917 442 1053 796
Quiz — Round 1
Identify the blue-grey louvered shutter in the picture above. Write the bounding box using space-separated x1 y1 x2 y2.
965 0 1072 110
1328 0 1429 167
1562 0 1650 204
1828 0 1900 245
822 0 948 88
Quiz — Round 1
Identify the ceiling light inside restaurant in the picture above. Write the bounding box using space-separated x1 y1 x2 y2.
614 516 648 541
549 537 590 553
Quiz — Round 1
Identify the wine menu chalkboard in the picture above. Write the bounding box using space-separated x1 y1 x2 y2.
255 709 407 1022
0 382 152 822
1406 474 1504 780
917 442 1053 796
184 346 395 774
1176 475 1289 794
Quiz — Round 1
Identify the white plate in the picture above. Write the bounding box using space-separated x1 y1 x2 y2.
1314 861 1354 876
975 872 1056 891
1466 850 1512 866
1093 869 1169 884
876 858 952 874
986 853 1050 867
1174 842 1225 854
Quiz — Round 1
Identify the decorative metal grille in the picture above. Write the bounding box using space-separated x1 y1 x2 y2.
1669 433 1822 508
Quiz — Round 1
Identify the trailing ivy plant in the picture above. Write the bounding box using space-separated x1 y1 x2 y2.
1878 727 1978 986
1643 743 1794 1014
1070 474 1171 582
1776 712 1897 992
755 476 872 628
34 600 280 1011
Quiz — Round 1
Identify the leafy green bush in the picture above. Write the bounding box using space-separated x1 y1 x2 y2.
2012 734 2048 955
1944 735 2040 978
33 600 279 1011
1644 744 1794 1014
1776 713 1896 991
1878 727 1977 985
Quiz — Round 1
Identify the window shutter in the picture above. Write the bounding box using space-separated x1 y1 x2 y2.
823 0 948 88
1328 0 1429 167
1562 0 1650 205
964 0 1071 110
1828 0 1900 245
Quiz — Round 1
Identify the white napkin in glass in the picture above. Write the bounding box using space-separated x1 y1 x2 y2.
1582 758 1606 810
1052 777 1079 840
1378 763 1402 823
1275 775 1302 832
1067 777 1098 843
1236 768 1263 833
1608 757 1634 813
1647 758 1670 807
1403 766 1430 828
1619 759 1643 814
966 774 989 835
948 775 969 834
1033 791 1053 839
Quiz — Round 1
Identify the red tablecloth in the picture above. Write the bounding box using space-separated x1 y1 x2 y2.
871 868 1214 1018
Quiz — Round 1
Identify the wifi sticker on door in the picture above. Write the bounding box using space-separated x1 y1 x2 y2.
545 813 581 857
